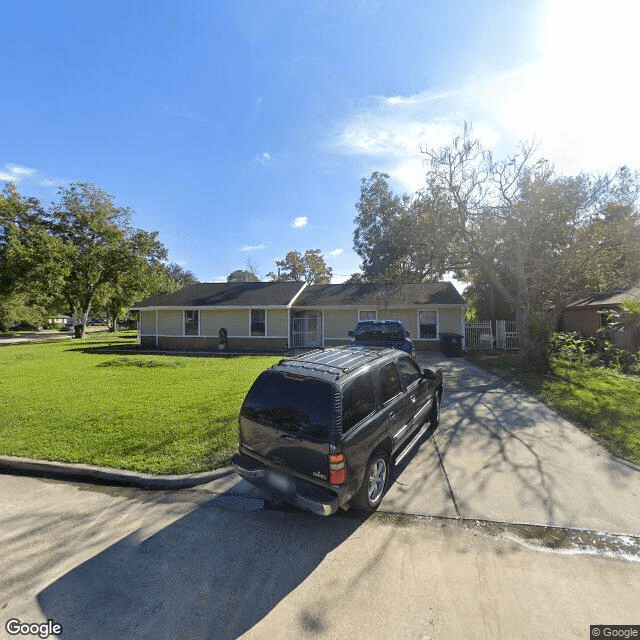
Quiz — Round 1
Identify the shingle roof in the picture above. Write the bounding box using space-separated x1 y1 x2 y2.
295 282 465 307
133 281 466 310
566 284 640 308
133 281 305 309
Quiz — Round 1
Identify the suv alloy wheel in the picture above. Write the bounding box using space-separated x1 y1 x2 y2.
354 449 389 511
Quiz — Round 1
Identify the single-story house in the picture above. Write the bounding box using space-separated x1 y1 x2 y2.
132 281 466 352
562 284 640 349
48 314 71 327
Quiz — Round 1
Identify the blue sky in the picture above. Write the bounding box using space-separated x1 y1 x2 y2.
2 0 639 284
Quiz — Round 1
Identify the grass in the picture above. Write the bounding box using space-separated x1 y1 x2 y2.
466 351 640 466
0 332 280 474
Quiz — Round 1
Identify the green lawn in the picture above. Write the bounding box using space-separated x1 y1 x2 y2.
0 332 280 474
466 351 640 465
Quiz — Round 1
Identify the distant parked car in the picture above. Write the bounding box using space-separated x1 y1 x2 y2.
9 323 41 331
349 320 416 357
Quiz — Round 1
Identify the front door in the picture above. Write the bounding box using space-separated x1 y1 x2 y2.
292 312 323 347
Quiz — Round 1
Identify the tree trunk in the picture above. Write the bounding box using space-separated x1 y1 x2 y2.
72 305 90 338
515 304 550 371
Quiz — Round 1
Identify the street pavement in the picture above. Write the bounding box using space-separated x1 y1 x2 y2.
1 473 639 640
1 353 639 639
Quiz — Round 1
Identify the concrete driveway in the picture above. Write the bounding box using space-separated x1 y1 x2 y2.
377 354 640 535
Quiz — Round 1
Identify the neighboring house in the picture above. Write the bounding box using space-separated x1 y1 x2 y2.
49 314 71 326
132 281 466 352
562 284 640 349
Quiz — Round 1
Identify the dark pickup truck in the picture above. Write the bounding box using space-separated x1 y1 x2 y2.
349 320 416 357
233 345 443 515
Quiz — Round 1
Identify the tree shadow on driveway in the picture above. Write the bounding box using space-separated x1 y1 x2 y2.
35 496 363 640
415 354 640 533
435 385 640 533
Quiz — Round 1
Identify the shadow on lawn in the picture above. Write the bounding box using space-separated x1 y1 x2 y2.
63 341 283 359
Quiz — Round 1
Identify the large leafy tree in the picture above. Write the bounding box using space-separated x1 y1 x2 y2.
354 128 640 369
354 172 452 283
94 231 169 331
0 184 68 328
267 249 332 284
50 183 167 336
227 269 259 283
162 262 199 290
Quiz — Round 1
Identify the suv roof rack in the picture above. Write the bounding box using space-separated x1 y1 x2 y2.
275 345 392 379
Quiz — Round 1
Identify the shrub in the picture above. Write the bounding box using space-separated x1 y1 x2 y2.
547 332 597 362
548 332 640 376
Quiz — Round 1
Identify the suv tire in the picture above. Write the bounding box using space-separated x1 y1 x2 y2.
354 449 389 511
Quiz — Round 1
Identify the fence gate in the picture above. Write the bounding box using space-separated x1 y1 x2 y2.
496 320 519 349
465 321 494 349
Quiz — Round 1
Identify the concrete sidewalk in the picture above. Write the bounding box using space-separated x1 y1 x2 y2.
1 473 638 640
378 354 640 535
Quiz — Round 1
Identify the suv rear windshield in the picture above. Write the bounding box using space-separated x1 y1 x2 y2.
241 370 334 440
353 322 405 338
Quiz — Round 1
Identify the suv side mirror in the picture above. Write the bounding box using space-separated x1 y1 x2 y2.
405 330 411 337
422 368 437 380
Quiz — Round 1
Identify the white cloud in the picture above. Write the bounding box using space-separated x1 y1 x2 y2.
0 163 62 188
0 163 38 183
329 248 343 256
291 216 308 228
335 0 640 187
254 152 271 166
335 94 495 191
241 243 267 251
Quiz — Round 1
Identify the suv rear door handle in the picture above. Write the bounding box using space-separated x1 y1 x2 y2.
389 411 397 421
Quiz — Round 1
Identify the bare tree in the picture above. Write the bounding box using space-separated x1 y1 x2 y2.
419 127 637 368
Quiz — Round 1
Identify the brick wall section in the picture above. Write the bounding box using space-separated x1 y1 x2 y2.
140 336 443 353
143 336 288 352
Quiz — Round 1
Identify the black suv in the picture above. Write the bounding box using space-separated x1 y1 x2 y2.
232 345 443 516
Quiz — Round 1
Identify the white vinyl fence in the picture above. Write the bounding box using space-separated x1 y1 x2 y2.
465 321 494 350
465 320 519 350
496 320 519 349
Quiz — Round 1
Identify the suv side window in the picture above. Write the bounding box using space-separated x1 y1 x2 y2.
342 373 376 434
397 356 421 388
378 361 402 404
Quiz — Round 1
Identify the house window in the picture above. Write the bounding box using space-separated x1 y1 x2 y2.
359 310 377 321
251 309 266 336
184 310 199 336
419 310 437 339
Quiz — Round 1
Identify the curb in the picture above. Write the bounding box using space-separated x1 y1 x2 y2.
0 455 236 490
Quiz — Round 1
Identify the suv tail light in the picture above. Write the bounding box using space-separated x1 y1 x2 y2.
329 454 346 485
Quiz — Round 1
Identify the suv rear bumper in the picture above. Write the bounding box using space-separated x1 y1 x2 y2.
232 453 339 516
